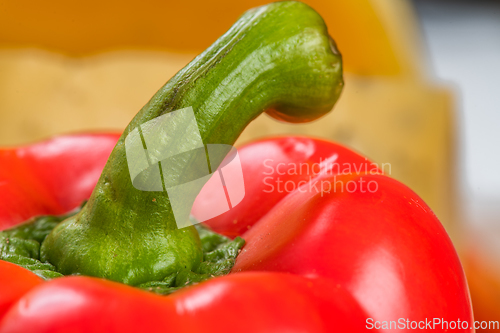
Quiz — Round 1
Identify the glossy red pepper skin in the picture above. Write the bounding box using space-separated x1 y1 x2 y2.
0 133 121 230
193 136 376 237
233 172 473 326
0 261 43 319
0 134 473 332
0 273 371 333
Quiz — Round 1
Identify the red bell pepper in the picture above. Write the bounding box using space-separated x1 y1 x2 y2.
0 2 474 331
0 134 473 332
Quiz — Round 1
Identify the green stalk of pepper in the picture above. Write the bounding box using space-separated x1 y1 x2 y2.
7 1 343 286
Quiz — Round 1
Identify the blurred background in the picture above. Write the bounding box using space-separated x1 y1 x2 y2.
412 0 500 325
0 0 498 328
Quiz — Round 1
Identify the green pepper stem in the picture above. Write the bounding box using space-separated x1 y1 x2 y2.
40 1 343 285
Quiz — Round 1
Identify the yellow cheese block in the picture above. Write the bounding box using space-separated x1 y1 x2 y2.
0 48 456 236
0 49 194 145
